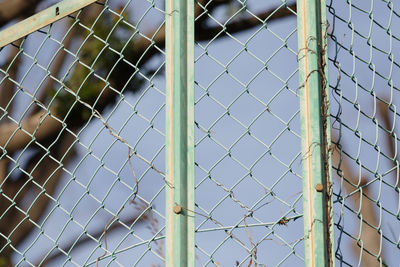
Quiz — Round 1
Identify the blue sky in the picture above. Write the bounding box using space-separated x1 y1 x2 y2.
0 0 398 266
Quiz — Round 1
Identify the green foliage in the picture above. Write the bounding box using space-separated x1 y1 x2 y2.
50 8 146 124
0 255 10 267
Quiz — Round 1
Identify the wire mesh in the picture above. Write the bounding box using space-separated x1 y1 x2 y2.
193 1 302 266
0 0 167 266
327 0 400 266
3 0 398 266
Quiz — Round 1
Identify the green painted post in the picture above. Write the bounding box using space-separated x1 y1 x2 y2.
297 0 335 266
0 0 97 48
165 0 195 266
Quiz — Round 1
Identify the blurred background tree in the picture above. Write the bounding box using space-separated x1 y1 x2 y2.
0 0 396 266
0 1 295 265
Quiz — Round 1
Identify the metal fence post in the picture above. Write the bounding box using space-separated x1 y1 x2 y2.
297 0 335 266
165 0 195 266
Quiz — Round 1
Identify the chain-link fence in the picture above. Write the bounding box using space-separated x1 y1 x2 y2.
0 0 399 266
193 1 302 266
0 1 168 266
327 1 400 266
195 1 304 266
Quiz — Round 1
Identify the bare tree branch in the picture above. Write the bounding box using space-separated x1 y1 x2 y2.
0 39 23 196
10 132 77 247
35 27 78 107
0 0 44 28
0 40 22 117
332 135 382 267
0 3 46 238
0 3 297 157
0 3 297 265
0 110 63 157
195 0 233 25
34 3 105 112
195 3 297 42
0 131 76 265
377 100 399 187
133 2 296 70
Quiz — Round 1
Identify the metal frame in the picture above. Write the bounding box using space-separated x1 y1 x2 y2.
0 0 336 265
297 0 335 266
165 0 195 266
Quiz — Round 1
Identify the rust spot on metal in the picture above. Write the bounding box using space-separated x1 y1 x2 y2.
173 205 182 214
315 183 323 192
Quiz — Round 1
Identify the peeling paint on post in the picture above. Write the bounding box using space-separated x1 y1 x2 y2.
165 0 195 266
297 0 335 266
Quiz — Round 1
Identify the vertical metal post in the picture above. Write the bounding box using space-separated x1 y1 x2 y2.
297 0 335 266
165 0 195 266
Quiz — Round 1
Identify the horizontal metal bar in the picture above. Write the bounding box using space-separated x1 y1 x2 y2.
0 0 97 48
